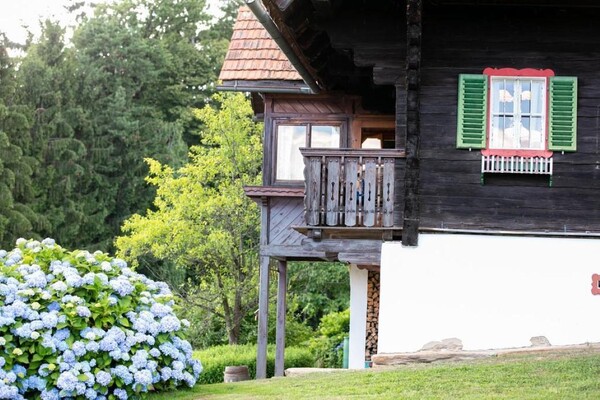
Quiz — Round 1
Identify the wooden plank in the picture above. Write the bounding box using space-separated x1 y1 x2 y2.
344 157 359 226
305 156 323 226
382 158 395 227
260 244 329 259
301 238 382 253
326 157 341 226
275 260 287 377
301 148 405 158
363 158 377 227
338 251 381 266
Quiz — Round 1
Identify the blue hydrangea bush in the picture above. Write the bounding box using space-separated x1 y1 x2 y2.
0 238 202 400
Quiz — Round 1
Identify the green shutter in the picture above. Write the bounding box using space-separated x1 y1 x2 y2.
457 74 488 149
549 76 577 152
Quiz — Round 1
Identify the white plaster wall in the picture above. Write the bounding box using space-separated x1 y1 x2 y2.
349 265 368 368
378 234 600 353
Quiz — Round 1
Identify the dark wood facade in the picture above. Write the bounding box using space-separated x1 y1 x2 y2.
419 5 600 233
254 1 600 242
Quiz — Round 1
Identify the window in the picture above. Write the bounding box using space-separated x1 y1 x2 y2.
275 123 341 182
457 68 578 155
456 68 577 178
489 76 546 151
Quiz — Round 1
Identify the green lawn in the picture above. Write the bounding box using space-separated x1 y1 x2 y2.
150 349 600 399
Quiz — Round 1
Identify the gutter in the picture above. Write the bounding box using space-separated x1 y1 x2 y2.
245 0 321 94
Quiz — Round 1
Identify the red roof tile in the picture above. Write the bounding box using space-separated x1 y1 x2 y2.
218 6 302 82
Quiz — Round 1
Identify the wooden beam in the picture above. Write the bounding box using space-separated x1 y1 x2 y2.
301 239 382 253
256 255 270 379
275 260 287 377
260 244 329 259
256 199 270 379
338 252 381 266
402 0 422 247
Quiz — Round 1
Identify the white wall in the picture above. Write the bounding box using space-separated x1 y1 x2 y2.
378 234 600 353
349 265 368 368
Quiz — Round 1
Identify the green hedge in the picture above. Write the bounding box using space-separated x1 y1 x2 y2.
194 344 314 384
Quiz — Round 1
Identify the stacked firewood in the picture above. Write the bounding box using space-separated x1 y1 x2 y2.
365 271 380 362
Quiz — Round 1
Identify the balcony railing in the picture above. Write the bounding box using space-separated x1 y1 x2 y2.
301 148 405 228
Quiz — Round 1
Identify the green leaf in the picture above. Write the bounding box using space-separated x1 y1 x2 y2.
16 354 29 363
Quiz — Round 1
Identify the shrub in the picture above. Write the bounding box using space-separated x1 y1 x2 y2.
308 309 350 368
194 344 314 384
0 238 202 399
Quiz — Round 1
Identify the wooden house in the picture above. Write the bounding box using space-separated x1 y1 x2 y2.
218 0 600 378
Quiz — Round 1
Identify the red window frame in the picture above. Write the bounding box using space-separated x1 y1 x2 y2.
482 67 554 158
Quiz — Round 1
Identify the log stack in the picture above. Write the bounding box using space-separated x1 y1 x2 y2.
365 271 380 363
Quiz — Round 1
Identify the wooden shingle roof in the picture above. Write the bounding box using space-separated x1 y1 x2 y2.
218 6 302 82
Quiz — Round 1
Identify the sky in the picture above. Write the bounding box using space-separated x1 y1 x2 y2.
0 0 222 44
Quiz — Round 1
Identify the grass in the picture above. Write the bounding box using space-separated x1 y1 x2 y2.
150 348 600 399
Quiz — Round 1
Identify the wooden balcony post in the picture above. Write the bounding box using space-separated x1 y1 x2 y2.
256 255 270 379
275 260 287 377
256 198 270 379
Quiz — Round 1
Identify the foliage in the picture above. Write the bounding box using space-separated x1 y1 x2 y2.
192 344 314 385
148 351 600 400
0 238 201 399
0 0 238 251
0 35 48 245
116 92 263 345
307 309 350 368
288 262 349 330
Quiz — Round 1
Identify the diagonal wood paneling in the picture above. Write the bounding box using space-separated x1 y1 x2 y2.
269 197 307 245
273 98 345 114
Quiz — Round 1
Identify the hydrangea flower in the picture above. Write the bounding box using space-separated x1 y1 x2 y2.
0 239 201 399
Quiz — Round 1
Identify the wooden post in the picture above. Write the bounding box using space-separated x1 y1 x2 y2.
402 0 422 246
256 198 270 379
275 260 287 377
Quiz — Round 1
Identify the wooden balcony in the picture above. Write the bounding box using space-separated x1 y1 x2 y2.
301 148 405 231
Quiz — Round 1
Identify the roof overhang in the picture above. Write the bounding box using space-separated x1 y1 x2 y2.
217 79 312 94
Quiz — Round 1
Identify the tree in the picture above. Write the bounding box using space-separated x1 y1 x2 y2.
288 262 350 329
116 92 263 345
14 20 91 248
0 34 49 247
0 0 238 251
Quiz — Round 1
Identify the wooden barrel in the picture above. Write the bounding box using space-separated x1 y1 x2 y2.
224 365 250 383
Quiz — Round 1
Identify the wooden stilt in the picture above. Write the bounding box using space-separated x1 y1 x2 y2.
275 260 287 377
256 197 270 379
256 255 270 379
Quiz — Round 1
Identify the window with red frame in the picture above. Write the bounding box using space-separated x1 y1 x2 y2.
456 68 578 156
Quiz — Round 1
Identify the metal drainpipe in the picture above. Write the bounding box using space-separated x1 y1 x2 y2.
245 0 321 94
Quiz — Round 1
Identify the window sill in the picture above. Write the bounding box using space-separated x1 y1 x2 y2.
243 185 304 200
481 149 553 158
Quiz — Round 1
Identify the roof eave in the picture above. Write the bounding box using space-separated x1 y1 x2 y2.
217 79 313 94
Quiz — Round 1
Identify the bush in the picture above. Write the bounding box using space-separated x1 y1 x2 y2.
308 309 349 368
194 344 314 384
0 239 202 399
